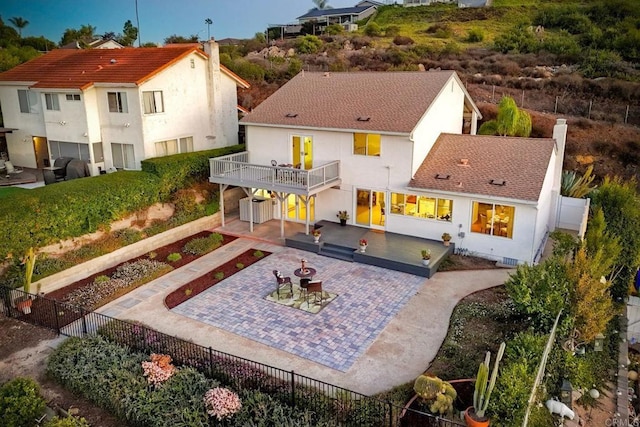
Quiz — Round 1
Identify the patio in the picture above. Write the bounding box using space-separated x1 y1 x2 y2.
97 216 512 395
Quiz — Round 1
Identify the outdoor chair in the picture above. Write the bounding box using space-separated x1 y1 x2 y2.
5 161 22 174
273 270 292 299
305 280 324 306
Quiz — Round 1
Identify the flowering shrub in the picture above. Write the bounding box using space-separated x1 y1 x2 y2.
359 239 367 246
142 353 176 386
313 229 322 237
203 387 242 420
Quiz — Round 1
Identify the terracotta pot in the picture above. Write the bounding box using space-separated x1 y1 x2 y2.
464 407 489 427
16 298 33 314
443 240 451 246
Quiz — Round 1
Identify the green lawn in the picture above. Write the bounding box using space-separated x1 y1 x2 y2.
0 187 27 199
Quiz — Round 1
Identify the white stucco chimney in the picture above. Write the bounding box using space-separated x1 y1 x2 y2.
550 118 568 233
203 38 223 145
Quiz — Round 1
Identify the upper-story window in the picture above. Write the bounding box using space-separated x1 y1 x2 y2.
107 92 128 113
18 89 38 113
45 93 60 111
143 91 164 114
353 133 381 157
66 94 81 101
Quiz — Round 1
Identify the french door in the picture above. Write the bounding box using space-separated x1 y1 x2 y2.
355 188 386 230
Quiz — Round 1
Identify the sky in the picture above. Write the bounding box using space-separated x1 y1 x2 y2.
2 0 363 46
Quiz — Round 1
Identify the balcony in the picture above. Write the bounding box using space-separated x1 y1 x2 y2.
209 151 341 195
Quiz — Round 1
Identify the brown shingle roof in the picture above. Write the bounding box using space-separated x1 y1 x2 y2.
240 71 458 134
409 133 556 202
0 46 249 90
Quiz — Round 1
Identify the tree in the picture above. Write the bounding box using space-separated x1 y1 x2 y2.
0 17 20 48
60 24 97 47
311 0 332 10
478 96 532 137
117 20 138 47
8 17 29 37
164 34 199 44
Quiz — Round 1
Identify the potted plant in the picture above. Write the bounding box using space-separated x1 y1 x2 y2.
359 238 368 252
465 342 506 427
413 374 457 416
312 229 322 243
15 247 37 314
336 211 349 226
421 249 431 266
442 232 452 246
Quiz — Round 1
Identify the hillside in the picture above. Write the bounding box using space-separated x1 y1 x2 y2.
228 0 640 185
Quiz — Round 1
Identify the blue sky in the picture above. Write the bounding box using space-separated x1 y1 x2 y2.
3 0 362 45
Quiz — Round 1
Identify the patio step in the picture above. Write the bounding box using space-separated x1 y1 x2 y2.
319 243 354 262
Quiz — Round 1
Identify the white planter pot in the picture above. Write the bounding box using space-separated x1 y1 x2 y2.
360 245 367 253
422 259 430 266
314 236 320 243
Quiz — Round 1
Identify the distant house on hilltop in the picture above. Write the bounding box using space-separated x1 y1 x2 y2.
403 0 491 6
297 1 381 30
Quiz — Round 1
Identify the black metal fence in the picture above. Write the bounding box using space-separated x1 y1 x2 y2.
0 286 464 427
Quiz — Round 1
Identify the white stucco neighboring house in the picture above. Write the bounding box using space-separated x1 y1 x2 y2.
209 70 572 265
0 40 249 174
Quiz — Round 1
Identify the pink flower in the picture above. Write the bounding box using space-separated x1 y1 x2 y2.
204 387 242 420
141 353 176 386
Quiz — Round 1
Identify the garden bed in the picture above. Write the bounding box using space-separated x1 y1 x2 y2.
164 249 271 309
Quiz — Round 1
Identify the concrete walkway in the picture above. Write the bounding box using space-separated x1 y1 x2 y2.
96 219 514 395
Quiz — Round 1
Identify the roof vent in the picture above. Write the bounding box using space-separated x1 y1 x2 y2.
435 174 450 180
457 158 470 167
489 179 506 186
285 113 298 118
357 116 370 122
110 59 117 64
323 72 331 77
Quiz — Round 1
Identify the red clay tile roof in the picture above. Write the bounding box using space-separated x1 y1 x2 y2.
409 133 556 202
0 46 248 90
241 71 459 134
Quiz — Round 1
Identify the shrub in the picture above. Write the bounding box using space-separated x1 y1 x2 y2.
325 24 343 35
183 232 224 255
43 416 90 427
384 25 400 37
364 22 382 37
214 271 224 280
236 263 245 269
167 252 182 262
253 250 264 258
93 275 110 284
204 387 242 420
466 28 484 43
0 378 46 427
393 35 414 45
296 35 323 54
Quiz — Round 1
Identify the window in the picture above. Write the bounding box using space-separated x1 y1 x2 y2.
93 142 104 162
18 89 38 113
389 192 452 221
143 91 164 114
155 136 193 157
107 92 128 113
353 133 381 156
66 94 81 101
49 141 90 161
471 202 515 238
45 93 60 111
112 143 135 169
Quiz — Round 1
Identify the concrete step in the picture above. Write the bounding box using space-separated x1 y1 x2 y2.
319 243 354 262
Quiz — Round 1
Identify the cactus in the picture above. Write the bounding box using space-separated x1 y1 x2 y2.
22 247 37 295
414 374 457 416
473 342 506 419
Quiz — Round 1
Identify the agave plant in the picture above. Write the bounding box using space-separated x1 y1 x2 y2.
561 165 596 198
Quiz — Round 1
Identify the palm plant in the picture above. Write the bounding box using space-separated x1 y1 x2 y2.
312 0 332 10
9 17 29 37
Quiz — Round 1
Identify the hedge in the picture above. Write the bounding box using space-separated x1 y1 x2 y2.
0 171 160 259
141 144 244 199
0 145 244 260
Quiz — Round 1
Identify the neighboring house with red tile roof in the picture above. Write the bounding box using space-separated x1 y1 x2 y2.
0 39 249 173
208 70 571 265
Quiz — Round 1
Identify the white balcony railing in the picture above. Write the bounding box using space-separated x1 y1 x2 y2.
209 151 340 192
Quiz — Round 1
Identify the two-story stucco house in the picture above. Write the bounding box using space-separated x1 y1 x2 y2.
0 40 249 174
209 70 571 265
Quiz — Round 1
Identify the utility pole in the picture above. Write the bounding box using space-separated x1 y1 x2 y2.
135 0 141 47
205 18 213 40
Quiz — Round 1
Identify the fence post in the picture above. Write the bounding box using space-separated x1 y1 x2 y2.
81 308 87 336
209 347 214 378
588 99 592 120
554 96 558 114
388 401 393 427
626 105 630 124
53 300 61 335
290 370 296 408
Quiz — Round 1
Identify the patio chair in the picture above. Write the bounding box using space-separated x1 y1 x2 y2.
5 161 22 174
273 270 292 299
305 280 324 306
